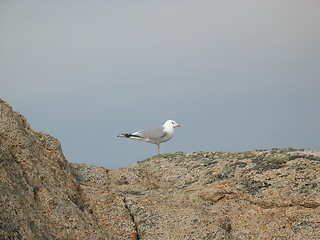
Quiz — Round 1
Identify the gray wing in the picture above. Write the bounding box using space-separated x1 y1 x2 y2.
136 126 167 140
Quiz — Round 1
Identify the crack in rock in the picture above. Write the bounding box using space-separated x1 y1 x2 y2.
123 196 140 240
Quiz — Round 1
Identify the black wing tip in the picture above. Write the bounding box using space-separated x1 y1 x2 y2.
117 133 129 138
117 133 142 139
117 133 133 138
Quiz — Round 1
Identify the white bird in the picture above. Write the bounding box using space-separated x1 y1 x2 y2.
117 120 182 154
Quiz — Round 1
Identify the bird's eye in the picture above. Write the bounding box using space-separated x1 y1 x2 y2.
172 122 174 124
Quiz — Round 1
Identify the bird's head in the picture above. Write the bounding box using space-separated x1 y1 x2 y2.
165 120 182 128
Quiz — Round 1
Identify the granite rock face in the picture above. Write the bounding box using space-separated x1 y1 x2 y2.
0 99 114 239
1 99 320 240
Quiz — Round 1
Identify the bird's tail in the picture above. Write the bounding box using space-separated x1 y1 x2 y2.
117 133 131 138
117 133 142 139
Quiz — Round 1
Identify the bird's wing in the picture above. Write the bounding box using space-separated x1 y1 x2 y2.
134 126 167 140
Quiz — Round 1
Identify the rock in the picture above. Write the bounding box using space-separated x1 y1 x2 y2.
1 98 320 239
0 99 133 239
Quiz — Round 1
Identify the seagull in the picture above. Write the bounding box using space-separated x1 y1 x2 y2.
117 120 182 154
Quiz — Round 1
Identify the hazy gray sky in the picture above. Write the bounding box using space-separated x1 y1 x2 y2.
1 0 320 169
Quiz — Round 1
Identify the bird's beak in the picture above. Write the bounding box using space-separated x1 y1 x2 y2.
177 124 182 127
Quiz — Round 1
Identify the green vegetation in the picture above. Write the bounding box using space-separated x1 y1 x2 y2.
269 148 304 154
251 148 305 172
137 151 186 163
137 157 152 163
137 149 316 174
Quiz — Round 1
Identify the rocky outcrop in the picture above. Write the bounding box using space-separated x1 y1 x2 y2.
0 99 115 239
1 98 320 239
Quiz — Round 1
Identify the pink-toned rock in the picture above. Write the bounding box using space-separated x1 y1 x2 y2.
1 99 319 239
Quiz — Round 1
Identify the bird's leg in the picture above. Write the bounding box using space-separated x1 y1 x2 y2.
157 143 160 155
